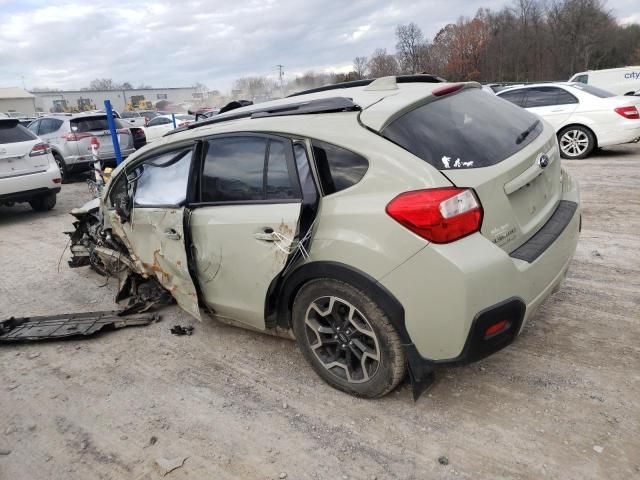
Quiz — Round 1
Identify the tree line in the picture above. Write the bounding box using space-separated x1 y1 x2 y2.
358 0 640 82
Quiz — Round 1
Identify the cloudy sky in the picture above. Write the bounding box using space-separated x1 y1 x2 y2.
0 0 638 92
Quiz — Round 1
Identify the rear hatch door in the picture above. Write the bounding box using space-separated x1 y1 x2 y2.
0 120 47 179
70 116 132 159
378 85 563 252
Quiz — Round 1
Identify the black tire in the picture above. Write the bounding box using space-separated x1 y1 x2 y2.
557 125 596 159
29 192 56 212
292 278 406 398
53 153 69 183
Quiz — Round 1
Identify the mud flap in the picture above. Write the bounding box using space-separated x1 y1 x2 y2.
404 344 437 401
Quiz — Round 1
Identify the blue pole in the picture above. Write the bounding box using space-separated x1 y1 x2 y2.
104 100 123 165
171 113 177 129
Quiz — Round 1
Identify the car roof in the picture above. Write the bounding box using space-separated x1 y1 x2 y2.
158 76 479 145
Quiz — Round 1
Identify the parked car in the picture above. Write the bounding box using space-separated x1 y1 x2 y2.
569 66 640 96
497 82 640 158
0 118 61 211
119 111 147 127
3 111 36 126
143 114 195 142
137 110 161 122
26 113 136 180
68 76 581 398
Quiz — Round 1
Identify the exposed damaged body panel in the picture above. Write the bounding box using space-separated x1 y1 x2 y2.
0 311 159 342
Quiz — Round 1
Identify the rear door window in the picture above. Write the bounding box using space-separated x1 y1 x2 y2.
382 88 543 170
311 140 368 194
499 89 526 107
0 122 37 144
523 87 577 108
200 135 301 203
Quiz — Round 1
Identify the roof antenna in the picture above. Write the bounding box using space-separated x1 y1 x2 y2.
363 76 398 91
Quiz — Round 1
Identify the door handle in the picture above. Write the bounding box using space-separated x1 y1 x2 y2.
254 227 275 242
164 229 181 241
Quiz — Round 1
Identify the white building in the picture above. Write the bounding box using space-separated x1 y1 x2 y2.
32 87 201 113
0 87 37 115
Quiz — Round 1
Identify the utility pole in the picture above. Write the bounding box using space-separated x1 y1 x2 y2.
21 75 26 90
276 64 285 97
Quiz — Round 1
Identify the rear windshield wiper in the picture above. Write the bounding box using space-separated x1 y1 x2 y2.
516 119 541 144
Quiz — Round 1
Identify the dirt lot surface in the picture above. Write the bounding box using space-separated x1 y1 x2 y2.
1 145 639 480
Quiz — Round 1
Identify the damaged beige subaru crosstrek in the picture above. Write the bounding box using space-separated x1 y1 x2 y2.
68 76 581 399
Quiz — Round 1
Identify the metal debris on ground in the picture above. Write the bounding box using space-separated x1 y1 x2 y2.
0 311 160 343
154 456 187 476
170 325 193 336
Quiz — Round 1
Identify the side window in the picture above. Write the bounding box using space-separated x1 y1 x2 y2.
575 74 588 84
498 89 526 107
294 143 317 199
109 172 129 209
554 89 579 105
311 140 368 195
200 136 301 203
27 120 40 135
133 150 193 206
39 118 63 135
524 87 558 108
266 139 298 200
201 136 267 202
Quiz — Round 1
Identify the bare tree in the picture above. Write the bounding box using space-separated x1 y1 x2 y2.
367 49 400 77
395 23 426 74
353 56 368 79
88 78 117 90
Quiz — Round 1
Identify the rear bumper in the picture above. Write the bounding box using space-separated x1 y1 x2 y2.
379 171 581 363
0 163 61 203
596 121 640 147
66 148 136 169
0 186 60 203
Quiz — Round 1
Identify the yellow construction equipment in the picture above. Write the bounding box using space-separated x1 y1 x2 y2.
126 95 153 111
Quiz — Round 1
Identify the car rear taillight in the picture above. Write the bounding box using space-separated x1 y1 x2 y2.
29 142 51 157
614 106 639 119
386 188 483 243
433 83 465 97
63 132 93 141
52 178 62 184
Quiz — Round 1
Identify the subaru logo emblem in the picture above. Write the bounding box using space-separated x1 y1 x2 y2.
538 154 550 168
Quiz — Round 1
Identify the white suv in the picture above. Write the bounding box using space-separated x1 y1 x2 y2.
68 76 581 398
0 119 61 211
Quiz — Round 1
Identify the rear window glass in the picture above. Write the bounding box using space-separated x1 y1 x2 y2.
382 88 543 170
569 83 615 98
0 122 37 144
71 116 126 132
311 140 368 194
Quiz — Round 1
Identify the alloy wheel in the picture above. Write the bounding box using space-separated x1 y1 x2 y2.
304 296 380 383
54 155 66 179
559 129 589 158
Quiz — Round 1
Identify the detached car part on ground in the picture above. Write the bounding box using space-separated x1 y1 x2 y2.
67 75 581 399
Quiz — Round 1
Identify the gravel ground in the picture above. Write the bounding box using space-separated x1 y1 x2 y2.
0 144 638 480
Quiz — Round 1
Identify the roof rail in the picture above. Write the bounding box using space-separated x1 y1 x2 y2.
164 97 360 137
287 74 446 97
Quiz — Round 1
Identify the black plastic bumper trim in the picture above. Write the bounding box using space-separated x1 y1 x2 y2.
510 200 578 263
0 187 60 203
